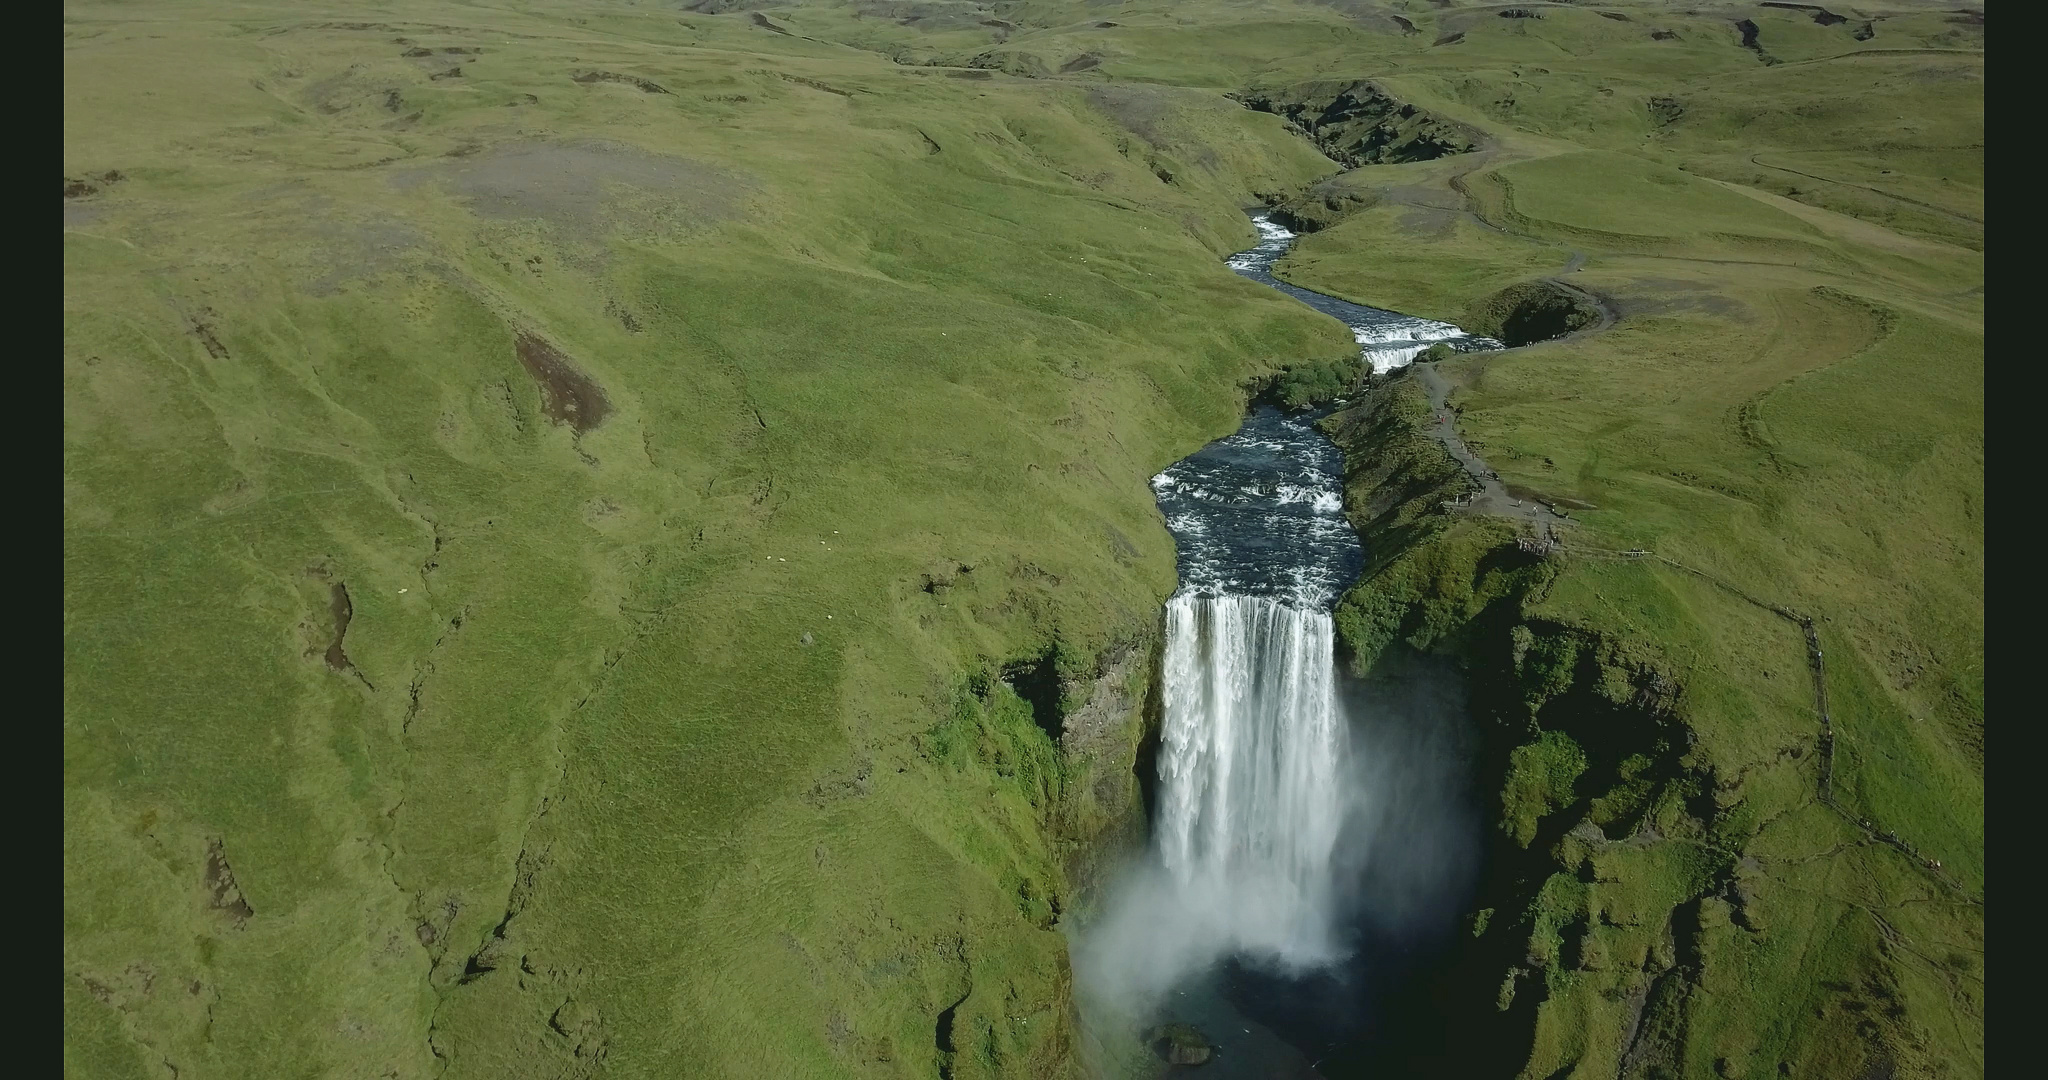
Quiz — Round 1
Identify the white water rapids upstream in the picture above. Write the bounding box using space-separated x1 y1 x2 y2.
1226 212 1501 374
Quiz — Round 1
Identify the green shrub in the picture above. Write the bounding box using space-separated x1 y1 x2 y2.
1273 356 1360 408
1502 730 1590 846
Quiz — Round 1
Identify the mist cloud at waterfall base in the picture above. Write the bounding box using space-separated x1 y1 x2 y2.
1073 852 1349 1013
1329 653 1483 958
1072 652 1481 1058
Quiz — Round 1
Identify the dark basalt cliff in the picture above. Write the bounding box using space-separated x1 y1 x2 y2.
1238 80 1480 170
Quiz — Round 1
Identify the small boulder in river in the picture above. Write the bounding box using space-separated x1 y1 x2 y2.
1149 1022 1214 1066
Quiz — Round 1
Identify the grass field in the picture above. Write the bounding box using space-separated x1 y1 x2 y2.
65 1 1981 1078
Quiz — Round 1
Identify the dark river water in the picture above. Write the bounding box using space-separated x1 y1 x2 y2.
1150 403 1361 608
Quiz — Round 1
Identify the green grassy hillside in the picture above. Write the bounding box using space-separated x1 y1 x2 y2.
65 1 1981 1078
63 5 1354 1077
1266 4 1979 1077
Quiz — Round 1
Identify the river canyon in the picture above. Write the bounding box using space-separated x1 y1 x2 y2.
1072 216 1498 1076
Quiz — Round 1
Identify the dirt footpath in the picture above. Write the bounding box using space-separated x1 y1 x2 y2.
1308 146 1611 536
1411 363 1570 534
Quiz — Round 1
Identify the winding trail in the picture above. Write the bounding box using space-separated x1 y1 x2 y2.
1258 149 1615 533
1411 363 1569 534
1537 273 1618 339
1247 184 1609 534
1747 153 1983 226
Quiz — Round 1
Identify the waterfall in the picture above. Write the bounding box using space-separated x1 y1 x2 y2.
1071 216 1486 1072
1156 593 1349 967
1074 406 1364 1011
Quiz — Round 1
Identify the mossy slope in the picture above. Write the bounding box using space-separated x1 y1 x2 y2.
1319 360 1979 1079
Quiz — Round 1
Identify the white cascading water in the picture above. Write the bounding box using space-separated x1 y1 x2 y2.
1226 211 1501 374
1077 213 1495 1027
1155 592 1348 966
1076 404 1366 1009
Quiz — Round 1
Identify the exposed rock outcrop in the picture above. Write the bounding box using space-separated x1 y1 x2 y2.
1238 80 1480 169
1463 281 1603 347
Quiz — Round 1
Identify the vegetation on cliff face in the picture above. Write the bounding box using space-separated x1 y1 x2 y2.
1324 346 1979 1079
1271 354 1364 409
1278 26 1980 1078
1461 282 1603 347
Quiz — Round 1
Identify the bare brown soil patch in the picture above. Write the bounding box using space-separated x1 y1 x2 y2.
186 308 230 360
1059 53 1102 73
751 13 793 35
303 218 424 295
204 840 255 926
409 140 741 242
1609 279 1748 321
324 581 354 671
515 332 611 433
64 170 124 199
